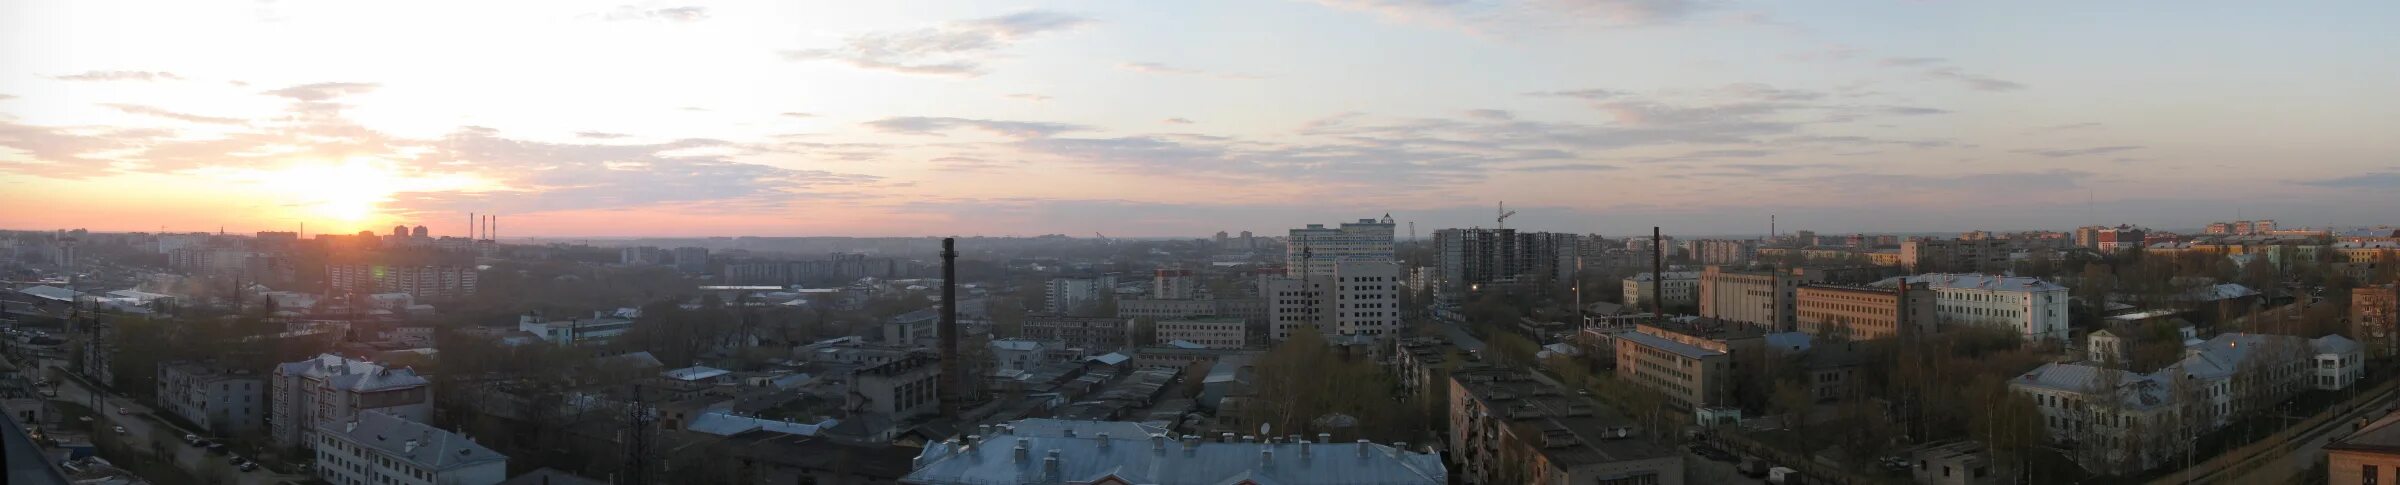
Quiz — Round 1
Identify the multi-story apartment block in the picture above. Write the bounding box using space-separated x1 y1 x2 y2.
1288 216 1396 278
1612 319 1769 410
1875 274 2070 344
1154 316 1247 349
1793 282 1934 340
620 246 664 265
1021 315 1129 351
1688 239 1755 265
272 354 434 450
326 263 479 300
1900 238 2012 273
2356 284 2400 359
2095 226 2149 253
1116 298 1264 325
1699 265 1885 331
1263 261 1401 342
2014 332 2349 473
670 246 710 274
1447 368 1683 485
156 362 266 435
1044 276 1117 314
1433 228 1579 297
314 411 506 485
1151 267 1196 300
1623 271 1699 311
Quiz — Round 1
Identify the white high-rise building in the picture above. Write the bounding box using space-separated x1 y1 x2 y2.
1286 216 1396 278
1264 261 1402 342
1152 267 1196 300
1044 275 1116 314
1875 273 2071 344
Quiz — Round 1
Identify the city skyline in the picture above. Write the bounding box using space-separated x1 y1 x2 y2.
4 0 2397 238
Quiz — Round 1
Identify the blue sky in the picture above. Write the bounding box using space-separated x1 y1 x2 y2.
1 0 2395 237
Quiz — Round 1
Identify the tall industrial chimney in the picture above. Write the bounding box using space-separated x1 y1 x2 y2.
469 212 476 239
938 237 961 415
1652 226 1664 322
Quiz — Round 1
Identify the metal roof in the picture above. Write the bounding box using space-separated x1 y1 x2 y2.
1872 273 2066 292
1614 331 1724 359
685 410 835 437
320 411 504 472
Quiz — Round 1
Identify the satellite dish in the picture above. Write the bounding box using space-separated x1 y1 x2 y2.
1260 423 1271 436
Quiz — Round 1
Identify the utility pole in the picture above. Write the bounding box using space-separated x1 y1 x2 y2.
623 384 655 485
1652 227 1664 322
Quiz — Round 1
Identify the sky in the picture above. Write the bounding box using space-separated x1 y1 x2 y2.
2 0 2396 238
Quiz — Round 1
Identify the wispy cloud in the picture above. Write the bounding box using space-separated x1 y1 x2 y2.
1313 0 1712 33
865 116 1090 138
1162 118 1194 125
782 10 1090 77
600 5 709 22
778 112 816 118
54 70 184 81
575 131 630 139
2297 172 2400 189
102 104 245 125
2014 145 2141 158
1507 163 1619 172
1879 57 2024 92
1006 93 1053 102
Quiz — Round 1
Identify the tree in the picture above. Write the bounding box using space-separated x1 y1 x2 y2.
1239 330 1413 443
1130 317 1158 347
1771 378 1815 453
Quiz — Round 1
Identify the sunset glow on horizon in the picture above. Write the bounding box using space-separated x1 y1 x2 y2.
4 0 2396 238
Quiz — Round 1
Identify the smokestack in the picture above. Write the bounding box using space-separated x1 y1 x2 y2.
469 212 476 239
939 237 960 415
1652 226 1664 322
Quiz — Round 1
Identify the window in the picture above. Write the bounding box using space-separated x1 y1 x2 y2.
2367 464 2381 485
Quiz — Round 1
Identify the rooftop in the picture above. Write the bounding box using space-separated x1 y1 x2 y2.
277 354 428 392
320 411 504 472
1872 273 2066 292
661 365 732 382
1450 368 1677 467
905 425 1445 484
1614 331 1724 360
2332 411 2400 454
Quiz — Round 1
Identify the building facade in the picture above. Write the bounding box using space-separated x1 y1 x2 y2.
1432 228 1579 297
1900 238 2012 273
314 411 506 485
1021 316 1130 351
1044 276 1117 315
327 263 479 300
1611 320 1769 410
1448 368 1683 485
515 310 637 346
1793 282 1934 340
1877 274 2070 344
1263 261 1401 342
1623 271 1699 311
1288 216 1396 278
156 362 266 435
1689 239 1756 266
272 354 434 450
1155 317 1247 349
852 352 940 421
2356 285 2400 359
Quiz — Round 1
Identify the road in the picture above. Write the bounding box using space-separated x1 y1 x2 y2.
39 361 307 485
2227 388 2400 484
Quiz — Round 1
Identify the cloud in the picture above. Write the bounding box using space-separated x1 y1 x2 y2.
865 116 1089 138
1313 0 1711 32
1810 170 2090 192
2015 145 2142 158
779 112 816 118
2297 172 2400 189
929 156 1019 172
1525 89 1619 100
601 5 709 22
782 10 1090 77
1507 163 1619 172
1162 118 1194 125
53 71 184 81
1880 106 1949 116
1878 57 2024 92
262 82 379 102
1716 163 1838 174
101 104 246 125
1119 62 1200 75
1006 93 1053 102
2033 122 2103 132
679 106 709 112
575 131 630 139
1465 109 1514 121
0 94 16 100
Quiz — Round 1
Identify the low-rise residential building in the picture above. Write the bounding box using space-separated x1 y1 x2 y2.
1154 316 1247 349
2329 412 2400 485
515 310 636 346
2316 335 2366 391
1700 265 1887 331
272 354 434 451
1623 271 1699 311
1873 274 2071 344
1023 316 1130 352
1903 440 2001 485
314 411 506 485
1447 368 1683 485
156 361 265 435
2013 332 2332 473
1902 238 2012 273
902 419 1446 484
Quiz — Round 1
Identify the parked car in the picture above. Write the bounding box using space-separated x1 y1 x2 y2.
237 462 258 472
112 426 126 435
183 434 201 445
206 442 228 455
227 456 246 466
1768 466 1804 485
115 407 129 415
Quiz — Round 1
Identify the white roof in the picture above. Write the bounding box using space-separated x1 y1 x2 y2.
1874 273 2066 292
684 410 834 437
661 365 731 381
17 285 80 302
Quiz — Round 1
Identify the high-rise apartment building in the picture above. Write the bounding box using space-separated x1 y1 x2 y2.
1688 239 1756 265
1044 276 1117 314
1152 267 1195 299
1263 261 1402 342
1286 216 1395 278
326 263 479 300
671 246 710 274
1433 228 1578 297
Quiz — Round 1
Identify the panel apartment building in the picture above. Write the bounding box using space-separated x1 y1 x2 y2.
1433 228 1580 300
1263 261 1402 342
1793 281 1935 340
1287 216 1396 278
1873 274 2070 344
1699 265 1888 331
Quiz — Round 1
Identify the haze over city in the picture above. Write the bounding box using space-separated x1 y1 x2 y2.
4 0 2395 237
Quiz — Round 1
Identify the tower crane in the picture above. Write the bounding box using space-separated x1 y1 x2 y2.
1496 201 1517 230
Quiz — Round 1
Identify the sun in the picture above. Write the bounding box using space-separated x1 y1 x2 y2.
221 158 492 233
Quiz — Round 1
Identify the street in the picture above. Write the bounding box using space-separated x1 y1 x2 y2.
2226 387 2400 484
38 360 307 485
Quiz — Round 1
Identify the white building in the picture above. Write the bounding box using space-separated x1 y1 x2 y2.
1264 261 1402 342
1623 271 1699 310
156 362 266 435
1876 274 2070 344
2313 334 2364 391
1286 216 1396 278
2014 332 2335 473
315 411 506 485
272 354 434 450
1156 316 1248 349
1045 276 1116 314
515 310 636 346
